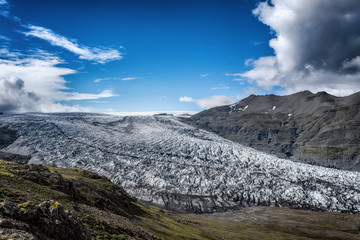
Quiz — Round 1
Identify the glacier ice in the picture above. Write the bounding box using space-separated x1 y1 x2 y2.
1 113 360 213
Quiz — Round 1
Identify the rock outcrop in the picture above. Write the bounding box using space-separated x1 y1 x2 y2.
0 126 31 163
0 160 158 239
0 200 91 240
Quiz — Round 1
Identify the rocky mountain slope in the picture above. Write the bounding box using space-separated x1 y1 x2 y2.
1 113 360 214
2 160 360 240
182 91 360 171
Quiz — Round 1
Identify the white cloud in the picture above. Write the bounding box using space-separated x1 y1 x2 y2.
0 49 117 113
244 58 254 66
195 95 235 109
243 87 260 96
344 56 360 69
0 35 10 41
0 48 21 58
94 76 140 82
200 74 209 78
239 0 360 96
94 77 111 83
241 56 278 89
233 79 246 84
226 73 247 83
121 77 137 81
225 73 241 77
89 100 111 104
64 89 118 101
179 95 235 109
179 96 194 102
0 0 9 17
24 25 123 64
211 85 230 90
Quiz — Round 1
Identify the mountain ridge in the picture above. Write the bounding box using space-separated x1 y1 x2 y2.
182 90 360 171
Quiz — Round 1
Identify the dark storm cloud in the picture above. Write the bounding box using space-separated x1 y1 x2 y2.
286 0 360 73
240 0 360 96
0 78 40 112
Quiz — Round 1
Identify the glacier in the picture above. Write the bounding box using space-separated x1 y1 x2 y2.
1 113 360 213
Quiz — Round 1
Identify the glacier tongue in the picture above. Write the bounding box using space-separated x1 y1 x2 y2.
1 113 360 213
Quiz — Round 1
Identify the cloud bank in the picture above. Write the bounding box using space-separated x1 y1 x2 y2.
179 95 235 109
24 25 122 64
0 3 123 113
0 50 117 113
239 0 360 96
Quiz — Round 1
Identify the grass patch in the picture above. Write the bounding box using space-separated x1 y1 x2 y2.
0 159 17 165
47 165 82 180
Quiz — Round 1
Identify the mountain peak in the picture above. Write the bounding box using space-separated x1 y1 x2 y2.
315 91 330 96
185 90 360 170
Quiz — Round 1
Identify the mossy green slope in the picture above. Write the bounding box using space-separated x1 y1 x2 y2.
1 160 360 240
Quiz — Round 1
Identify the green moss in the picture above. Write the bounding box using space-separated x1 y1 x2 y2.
80 214 130 239
0 159 17 165
50 201 60 209
47 165 82 180
0 168 14 177
18 201 33 212
0 161 15 177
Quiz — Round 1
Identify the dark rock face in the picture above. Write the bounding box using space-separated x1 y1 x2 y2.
182 91 360 171
0 127 31 163
0 127 17 149
5 163 139 217
0 200 91 240
0 152 31 163
0 163 95 239
0 161 147 239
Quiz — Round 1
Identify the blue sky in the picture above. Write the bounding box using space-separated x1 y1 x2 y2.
1 0 360 113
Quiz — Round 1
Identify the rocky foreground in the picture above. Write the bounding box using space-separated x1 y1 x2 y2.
1 160 360 240
1 113 360 214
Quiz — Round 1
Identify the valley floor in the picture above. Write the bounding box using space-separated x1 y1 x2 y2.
180 207 360 240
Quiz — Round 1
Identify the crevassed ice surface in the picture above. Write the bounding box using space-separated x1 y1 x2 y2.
1 113 360 213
